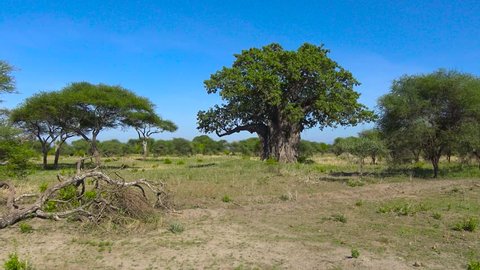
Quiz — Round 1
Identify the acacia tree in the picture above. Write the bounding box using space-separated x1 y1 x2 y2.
60 82 157 165
124 112 177 159
10 92 75 169
0 61 15 94
197 43 374 162
378 70 480 177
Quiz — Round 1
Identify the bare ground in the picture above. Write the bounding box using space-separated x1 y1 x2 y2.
1 178 479 269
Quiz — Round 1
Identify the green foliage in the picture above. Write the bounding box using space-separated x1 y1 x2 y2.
198 43 374 161
432 212 442 220
19 223 33 234
331 214 347 223
98 139 127 156
192 135 226 155
468 260 480 270
378 70 480 177
3 253 33 270
221 195 232 203
43 200 57 212
351 248 360 259
347 179 365 187
58 185 77 201
454 217 478 232
39 182 48 193
163 158 172 164
169 222 184 234
0 60 15 94
0 132 35 177
84 190 97 201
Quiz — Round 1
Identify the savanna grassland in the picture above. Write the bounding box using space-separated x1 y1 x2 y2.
1 154 479 269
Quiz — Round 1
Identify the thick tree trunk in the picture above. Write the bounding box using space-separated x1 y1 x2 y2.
431 155 440 178
267 119 301 163
142 139 148 160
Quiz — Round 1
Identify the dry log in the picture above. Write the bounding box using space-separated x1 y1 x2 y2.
0 169 171 229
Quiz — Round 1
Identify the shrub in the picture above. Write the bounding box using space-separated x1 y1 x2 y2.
169 222 184 234
347 179 365 187
3 253 33 270
351 248 360 259
355 200 363 207
432 212 442 220
19 223 33 234
222 195 232 203
331 214 347 223
468 260 480 270
39 182 48 193
176 160 185 165
163 158 172 164
454 217 479 232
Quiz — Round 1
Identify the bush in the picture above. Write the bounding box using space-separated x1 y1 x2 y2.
19 223 33 234
331 214 347 223
163 158 172 164
3 253 33 270
468 260 480 270
169 222 184 234
454 217 478 232
222 195 232 203
351 248 360 259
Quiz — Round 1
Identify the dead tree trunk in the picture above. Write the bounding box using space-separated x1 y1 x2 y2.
0 168 171 229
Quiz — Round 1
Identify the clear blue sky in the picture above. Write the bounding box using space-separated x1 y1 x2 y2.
1 1 479 143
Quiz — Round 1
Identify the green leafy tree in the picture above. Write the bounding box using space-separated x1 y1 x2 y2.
378 70 480 177
192 135 226 155
60 82 156 165
10 92 75 169
98 139 127 156
171 138 193 156
0 61 15 95
198 43 374 162
152 139 174 156
123 111 177 159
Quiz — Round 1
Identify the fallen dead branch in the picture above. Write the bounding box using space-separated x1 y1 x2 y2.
0 169 172 229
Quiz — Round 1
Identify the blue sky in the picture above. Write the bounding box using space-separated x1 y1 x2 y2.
1 1 479 143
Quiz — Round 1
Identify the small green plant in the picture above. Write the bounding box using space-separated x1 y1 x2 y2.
39 182 48 193
176 160 185 165
196 158 203 163
331 214 347 223
163 158 172 164
467 260 480 270
58 185 77 201
43 200 57 212
265 158 278 165
347 179 365 187
222 195 232 203
454 217 478 232
432 212 442 220
351 248 360 259
3 252 33 270
84 190 97 201
355 200 363 207
169 222 184 234
279 194 290 201
19 223 33 234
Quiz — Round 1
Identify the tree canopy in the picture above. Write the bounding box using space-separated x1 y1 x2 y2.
198 43 374 162
378 70 480 177
0 61 15 95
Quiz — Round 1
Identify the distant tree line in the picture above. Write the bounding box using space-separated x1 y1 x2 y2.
33 135 330 159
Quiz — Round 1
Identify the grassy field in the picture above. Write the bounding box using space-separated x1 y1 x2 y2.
1 154 479 269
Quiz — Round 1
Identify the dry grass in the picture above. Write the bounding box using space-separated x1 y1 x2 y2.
0 154 479 269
